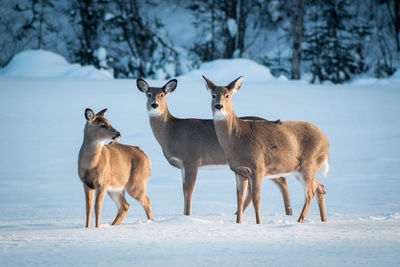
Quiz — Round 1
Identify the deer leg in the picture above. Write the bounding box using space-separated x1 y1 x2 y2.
108 190 130 226
235 180 252 215
297 174 316 223
250 174 263 224
235 174 248 224
84 184 94 228
182 165 199 216
94 188 107 227
243 181 252 213
272 177 293 216
316 182 327 222
134 192 154 221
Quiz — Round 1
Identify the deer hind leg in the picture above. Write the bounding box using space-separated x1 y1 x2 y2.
316 181 327 222
108 190 130 226
132 190 154 221
235 174 248 223
272 177 293 216
182 164 199 216
84 184 94 227
250 174 263 224
296 173 319 223
94 187 107 227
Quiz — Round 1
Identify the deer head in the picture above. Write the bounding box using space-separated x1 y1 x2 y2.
137 78 178 117
202 76 243 120
84 108 121 144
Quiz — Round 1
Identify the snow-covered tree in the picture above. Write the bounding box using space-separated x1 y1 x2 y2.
304 0 370 83
100 0 183 78
188 0 253 61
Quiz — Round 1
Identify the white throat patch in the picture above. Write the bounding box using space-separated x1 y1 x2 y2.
148 108 163 117
213 109 228 120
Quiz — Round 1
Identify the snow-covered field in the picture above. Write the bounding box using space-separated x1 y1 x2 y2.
0 51 400 266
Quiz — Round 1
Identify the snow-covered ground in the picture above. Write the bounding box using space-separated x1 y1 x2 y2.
0 51 400 266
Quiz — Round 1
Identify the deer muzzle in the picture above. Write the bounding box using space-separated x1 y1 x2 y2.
215 103 223 110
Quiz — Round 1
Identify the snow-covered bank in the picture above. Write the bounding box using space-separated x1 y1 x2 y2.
0 50 112 79
0 56 400 265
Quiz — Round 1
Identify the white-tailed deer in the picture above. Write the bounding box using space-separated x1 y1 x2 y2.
137 78 292 216
78 108 153 227
203 76 330 224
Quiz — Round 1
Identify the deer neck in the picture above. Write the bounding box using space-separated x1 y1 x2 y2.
213 111 241 146
79 136 105 171
148 107 175 146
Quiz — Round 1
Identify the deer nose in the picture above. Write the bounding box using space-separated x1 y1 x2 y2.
151 103 158 109
113 132 121 140
215 103 223 110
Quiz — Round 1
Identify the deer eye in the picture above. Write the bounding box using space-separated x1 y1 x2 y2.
100 124 107 129
147 93 152 97
212 94 216 99
225 94 230 99
160 93 164 98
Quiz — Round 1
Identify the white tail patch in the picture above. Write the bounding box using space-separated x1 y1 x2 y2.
320 159 330 177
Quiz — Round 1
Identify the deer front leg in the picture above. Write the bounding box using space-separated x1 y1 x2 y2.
84 184 94 227
235 174 248 224
94 187 107 227
235 180 251 215
272 177 293 216
182 164 199 216
250 174 263 224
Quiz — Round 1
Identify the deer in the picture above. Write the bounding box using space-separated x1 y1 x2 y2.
203 76 330 224
136 78 293 216
78 108 153 227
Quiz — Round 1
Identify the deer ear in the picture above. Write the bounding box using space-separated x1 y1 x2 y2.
163 79 177 94
96 108 108 117
137 78 150 93
85 108 95 122
226 76 243 94
202 75 217 92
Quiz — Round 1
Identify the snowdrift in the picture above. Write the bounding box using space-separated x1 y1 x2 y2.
179 58 274 83
0 50 113 79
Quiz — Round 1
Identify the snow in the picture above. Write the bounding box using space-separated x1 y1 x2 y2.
0 50 113 79
227 18 238 37
1 51 400 266
180 58 274 82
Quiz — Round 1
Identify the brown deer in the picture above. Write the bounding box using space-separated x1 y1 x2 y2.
203 76 330 224
137 78 292 216
78 108 153 227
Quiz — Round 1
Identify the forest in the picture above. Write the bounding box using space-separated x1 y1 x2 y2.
0 0 399 83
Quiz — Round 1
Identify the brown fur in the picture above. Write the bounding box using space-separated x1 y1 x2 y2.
203 76 330 224
137 79 292 216
78 108 153 227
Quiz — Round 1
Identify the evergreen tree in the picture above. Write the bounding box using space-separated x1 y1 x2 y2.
304 0 370 83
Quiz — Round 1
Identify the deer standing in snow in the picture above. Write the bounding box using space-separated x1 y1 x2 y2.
203 76 330 224
78 108 153 227
137 78 292 216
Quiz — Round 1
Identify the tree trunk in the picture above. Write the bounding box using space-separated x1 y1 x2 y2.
237 0 246 57
223 0 237 58
395 0 400 51
291 0 304 80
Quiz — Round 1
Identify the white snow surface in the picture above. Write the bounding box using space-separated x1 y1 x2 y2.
180 58 274 83
0 50 113 79
1 54 400 266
